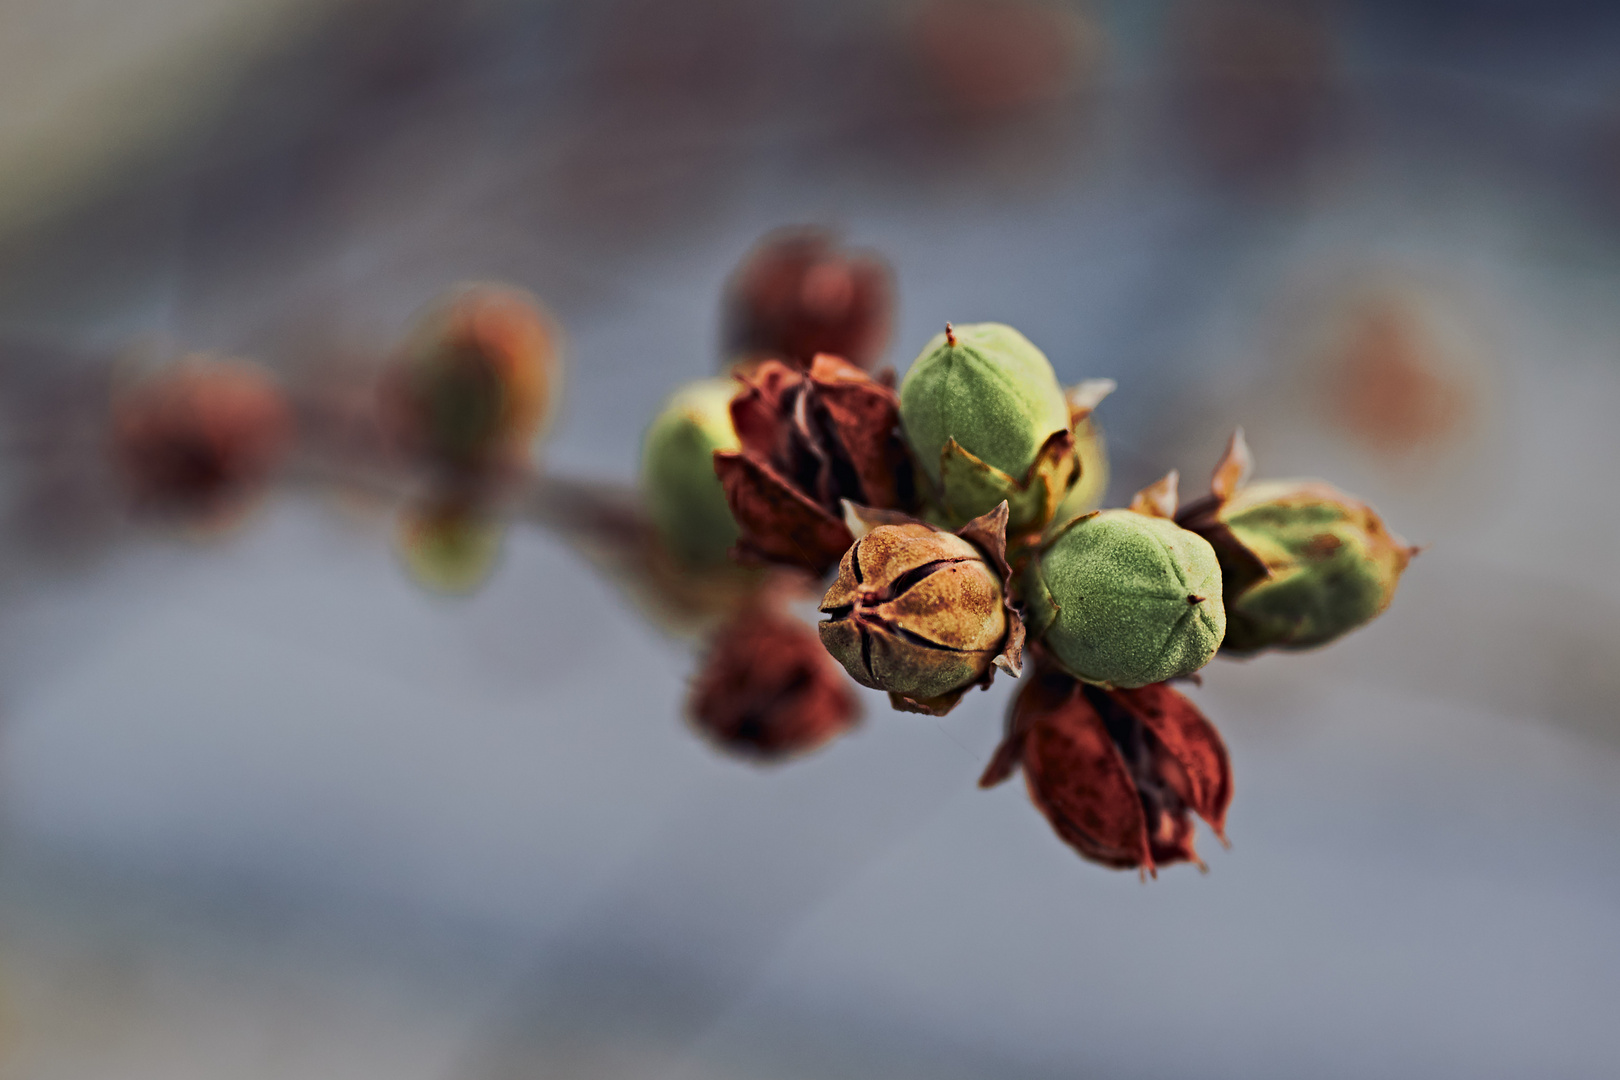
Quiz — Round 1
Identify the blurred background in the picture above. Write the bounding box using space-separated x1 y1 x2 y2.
1 0 1618 1076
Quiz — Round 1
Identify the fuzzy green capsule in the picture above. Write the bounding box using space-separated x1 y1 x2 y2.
1205 480 1411 654
641 378 742 567
899 323 1075 532
1024 509 1225 688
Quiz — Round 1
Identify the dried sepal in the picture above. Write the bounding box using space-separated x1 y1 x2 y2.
713 451 855 572
842 500 917 541
718 354 914 575
981 657 1232 874
1209 426 1253 501
1065 378 1117 424
934 428 1078 539
1128 469 1180 519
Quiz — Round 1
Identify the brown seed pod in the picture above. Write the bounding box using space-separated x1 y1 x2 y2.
689 602 861 762
722 228 895 372
109 357 293 525
818 502 1023 715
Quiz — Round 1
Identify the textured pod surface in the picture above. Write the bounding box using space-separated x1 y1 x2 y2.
819 523 1008 704
899 323 1073 529
1216 479 1411 653
1026 509 1225 688
640 378 742 568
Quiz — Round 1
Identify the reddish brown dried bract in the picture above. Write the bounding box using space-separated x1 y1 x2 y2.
110 359 293 523
723 229 895 371
716 354 914 574
981 658 1232 874
689 604 861 762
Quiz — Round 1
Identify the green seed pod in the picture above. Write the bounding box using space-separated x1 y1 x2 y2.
1206 480 1411 654
899 323 1076 533
641 378 742 568
1024 509 1225 689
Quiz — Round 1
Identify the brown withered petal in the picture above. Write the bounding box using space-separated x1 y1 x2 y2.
689 603 861 762
981 657 1231 874
722 228 895 371
713 451 854 572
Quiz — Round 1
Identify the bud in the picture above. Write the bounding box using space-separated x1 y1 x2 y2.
722 228 895 371
641 378 742 568
1023 508 1225 688
109 356 292 525
898 322 1078 534
980 659 1231 874
713 353 914 574
818 502 1023 715
1178 432 1413 654
689 603 861 761
380 283 560 473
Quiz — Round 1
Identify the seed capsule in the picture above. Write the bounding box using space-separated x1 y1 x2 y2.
818 504 1022 714
1024 509 1225 688
1188 478 1411 654
1175 429 1415 655
641 378 742 568
898 322 1078 534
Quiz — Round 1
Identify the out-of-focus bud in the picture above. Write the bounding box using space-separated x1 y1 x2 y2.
1049 378 1115 526
641 378 742 568
818 502 1023 715
689 602 861 762
980 660 1232 875
109 356 293 525
722 228 895 372
1023 508 1225 688
395 494 505 595
380 283 560 474
713 353 915 574
1177 430 1414 654
898 322 1078 535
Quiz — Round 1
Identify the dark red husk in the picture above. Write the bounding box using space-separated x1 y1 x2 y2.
722 229 895 371
689 603 861 761
715 354 914 574
110 362 293 522
980 657 1231 874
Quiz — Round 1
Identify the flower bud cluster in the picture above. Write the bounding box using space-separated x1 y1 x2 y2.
630 231 1415 874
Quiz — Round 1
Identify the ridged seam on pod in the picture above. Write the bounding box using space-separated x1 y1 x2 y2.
1023 508 1225 689
641 378 743 568
818 502 1024 715
898 322 1076 532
